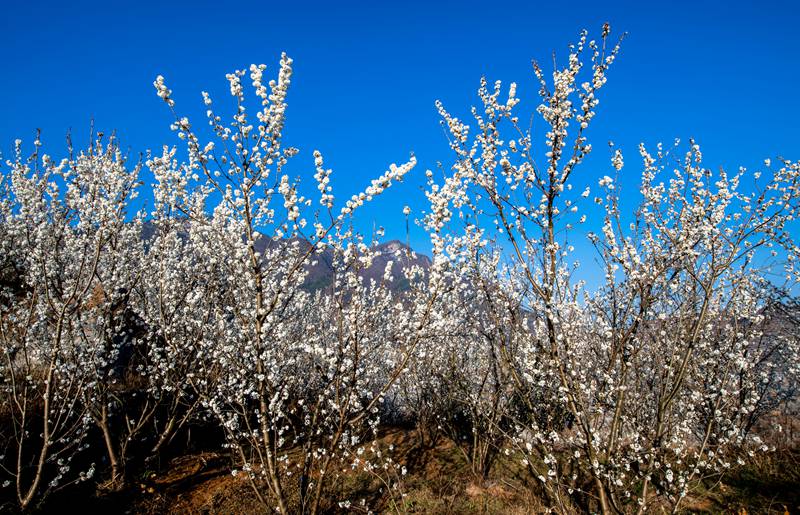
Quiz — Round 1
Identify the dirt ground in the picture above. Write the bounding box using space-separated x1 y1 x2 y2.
36 429 800 514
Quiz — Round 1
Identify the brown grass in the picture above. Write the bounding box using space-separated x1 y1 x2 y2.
39 430 799 514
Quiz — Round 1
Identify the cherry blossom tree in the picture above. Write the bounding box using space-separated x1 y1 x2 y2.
0 136 127 508
431 24 800 513
150 55 438 514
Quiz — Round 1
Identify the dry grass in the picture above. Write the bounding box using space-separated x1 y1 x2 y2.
29 429 799 514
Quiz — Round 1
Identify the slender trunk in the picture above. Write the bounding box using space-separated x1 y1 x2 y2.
150 417 175 456
595 476 612 515
99 403 124 490
309 453 334 515
18 347 59 509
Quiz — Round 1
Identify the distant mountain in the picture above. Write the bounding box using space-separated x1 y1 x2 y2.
253 236 431 293
143 221 431 293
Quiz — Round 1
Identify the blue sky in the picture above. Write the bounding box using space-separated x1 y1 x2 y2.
2 0 799 274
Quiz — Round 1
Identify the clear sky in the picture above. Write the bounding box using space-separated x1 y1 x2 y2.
2 0 799 272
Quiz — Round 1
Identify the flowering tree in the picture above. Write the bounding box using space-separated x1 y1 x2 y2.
399 235 526 479
150 55 437 514
61 138 153 492
430 25 800 513
0 136 127 508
